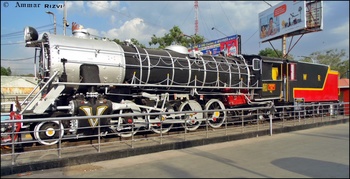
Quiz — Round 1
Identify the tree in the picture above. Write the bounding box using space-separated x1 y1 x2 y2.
148 26 205 49
1 66 11 76
130 38 146 48
112 38 145 48
300 49 349 78
258 48 294 59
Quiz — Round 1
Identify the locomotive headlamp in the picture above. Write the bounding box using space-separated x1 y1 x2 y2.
24 26 39 42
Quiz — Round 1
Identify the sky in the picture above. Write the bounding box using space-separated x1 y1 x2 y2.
1 1 349 75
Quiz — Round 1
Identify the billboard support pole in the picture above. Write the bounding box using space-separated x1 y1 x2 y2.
282 35 287 58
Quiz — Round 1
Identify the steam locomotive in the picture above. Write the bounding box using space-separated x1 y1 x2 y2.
1 24 339 146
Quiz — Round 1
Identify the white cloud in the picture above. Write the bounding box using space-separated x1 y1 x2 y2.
110 15 116 25
86 28 100 37
101 18 167 46
64 1 85 13
86 1 120 15
328 25 349 52
331 21 349 36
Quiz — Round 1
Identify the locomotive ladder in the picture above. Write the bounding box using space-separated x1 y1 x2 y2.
19 71 65 114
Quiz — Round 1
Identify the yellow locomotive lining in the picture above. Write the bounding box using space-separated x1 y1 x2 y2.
79 105 109 127
292 68 339 98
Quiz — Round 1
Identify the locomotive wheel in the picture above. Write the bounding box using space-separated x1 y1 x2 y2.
204 99 226 128
33 121 64 145
110 100 142 138
179 100 203 131
116 109 140 137
150 105 174 134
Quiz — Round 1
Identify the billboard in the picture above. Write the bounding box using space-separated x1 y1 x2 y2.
259 0 323 42
189 35 241 56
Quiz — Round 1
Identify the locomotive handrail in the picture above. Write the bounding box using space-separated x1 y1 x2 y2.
198 56 207 89
237 55 251 89
19 81 41 107
52 81 263 90
20 71 59 114
163 50 175 87
232 59 241 81
130 43 143 85
185 56 192 87
223 57 232 87
142 48 152 85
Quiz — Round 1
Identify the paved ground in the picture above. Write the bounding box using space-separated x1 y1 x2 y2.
3 122 349 178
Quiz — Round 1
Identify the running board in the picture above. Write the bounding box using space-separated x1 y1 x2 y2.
33 85 65 114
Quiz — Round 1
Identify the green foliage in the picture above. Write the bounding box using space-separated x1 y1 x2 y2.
112 38 145 48
148 26 205 49
300 49 349 78
258 48 294 59
23 73 35 77
310 49 349 78
1 66 11 76
130 38 146 48
112 39 123 45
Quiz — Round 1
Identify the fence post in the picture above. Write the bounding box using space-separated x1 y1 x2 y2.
184 117 187 141
206 116 208 138
98 118 101 153
58 120 62 158
313 104 315 123
257 109 259 131
160 120 163 145
241 109 244 133
225 110 228 135
269 103 275 136
11 120 15 165
131 121 134 149
282 107 285 128
269 113 273 136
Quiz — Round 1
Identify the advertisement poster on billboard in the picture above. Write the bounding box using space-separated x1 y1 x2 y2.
259 0 309 42
189 35 241 56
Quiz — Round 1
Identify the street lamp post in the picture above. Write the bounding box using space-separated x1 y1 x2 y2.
211 27 228 37
46 11 56 35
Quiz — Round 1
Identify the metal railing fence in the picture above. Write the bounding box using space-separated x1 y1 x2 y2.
1 102 349 166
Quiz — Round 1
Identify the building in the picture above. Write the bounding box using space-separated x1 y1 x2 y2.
338 78 349 115
1 76 39 102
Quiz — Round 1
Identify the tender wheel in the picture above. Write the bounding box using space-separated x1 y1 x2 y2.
204 99 226 128
150 104 174 134
179 100 203 131
33 121 64 145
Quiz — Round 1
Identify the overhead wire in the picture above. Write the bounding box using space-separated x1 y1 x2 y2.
1 57 36 61
197 8 212 42
180 4 195 34
218 1 236 35
1 24 54 38
1 24 55 46
207 2 217 40
155 2 169 28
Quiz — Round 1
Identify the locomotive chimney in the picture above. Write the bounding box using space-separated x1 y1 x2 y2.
71 22 90 39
